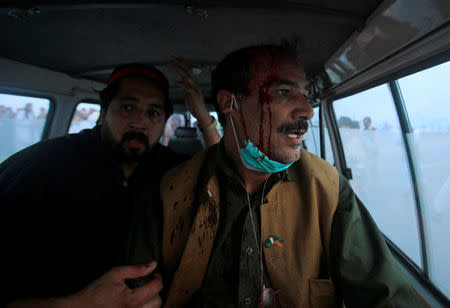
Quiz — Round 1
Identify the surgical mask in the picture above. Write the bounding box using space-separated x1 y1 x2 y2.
228 94 293 173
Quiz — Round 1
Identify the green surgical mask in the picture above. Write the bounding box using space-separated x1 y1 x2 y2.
229 94 293 173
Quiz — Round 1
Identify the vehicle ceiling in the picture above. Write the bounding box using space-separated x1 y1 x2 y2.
0 0 384 103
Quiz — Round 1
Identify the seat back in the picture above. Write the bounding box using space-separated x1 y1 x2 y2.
168 127 204 157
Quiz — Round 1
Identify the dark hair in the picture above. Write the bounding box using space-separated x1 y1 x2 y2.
211 44 299 125
99 63 173 120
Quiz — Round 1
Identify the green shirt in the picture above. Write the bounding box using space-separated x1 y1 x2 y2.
189 146 282 307
188 144 420 308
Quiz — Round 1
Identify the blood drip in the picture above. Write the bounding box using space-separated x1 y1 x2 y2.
258 75 277 157
258 87 265 150
267 97 272 156
247 51 283 158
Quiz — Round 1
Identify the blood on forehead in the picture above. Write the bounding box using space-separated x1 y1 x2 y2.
247 52 291 156
248 53 276 93
247 51 295 93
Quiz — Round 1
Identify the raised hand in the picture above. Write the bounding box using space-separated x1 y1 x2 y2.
169 56 221 146
168 56 209 121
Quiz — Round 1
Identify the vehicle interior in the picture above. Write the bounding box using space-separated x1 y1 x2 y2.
1 0 449 306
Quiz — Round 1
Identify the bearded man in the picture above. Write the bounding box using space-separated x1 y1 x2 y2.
0 59 220 308
139 45 421 307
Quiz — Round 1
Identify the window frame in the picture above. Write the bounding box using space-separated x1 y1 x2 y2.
306 101 336 165
387 80 429 276
0 88 55 140
324 54 450 304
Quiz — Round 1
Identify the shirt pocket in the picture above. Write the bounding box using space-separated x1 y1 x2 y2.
308 279 341 307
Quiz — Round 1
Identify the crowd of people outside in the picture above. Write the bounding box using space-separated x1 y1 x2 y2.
0 102 49 164
1 102 203 147
67 104 101 134
337 115 450 133
72 107 99 122
338 115 377 130
0 103 47 120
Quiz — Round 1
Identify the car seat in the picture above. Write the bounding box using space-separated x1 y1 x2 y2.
168 127 204 157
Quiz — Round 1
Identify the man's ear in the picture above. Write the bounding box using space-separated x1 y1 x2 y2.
216 90 234 115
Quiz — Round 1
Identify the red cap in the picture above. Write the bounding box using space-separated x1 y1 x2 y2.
107 64 169 95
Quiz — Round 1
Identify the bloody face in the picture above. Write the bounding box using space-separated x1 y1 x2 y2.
100 77 166 163
233 55 314 164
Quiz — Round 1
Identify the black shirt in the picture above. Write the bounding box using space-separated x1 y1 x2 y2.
0 127 186 304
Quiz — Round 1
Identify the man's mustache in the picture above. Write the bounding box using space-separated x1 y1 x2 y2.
278 119 309 135
120 131 149 145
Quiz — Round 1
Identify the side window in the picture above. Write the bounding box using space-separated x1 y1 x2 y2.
303 107 334 165
188 111 223 136
207 111 223 136
68 102 100 134
398 61 450 297
303 108 320 154
162 113 186 146
333 84 422 268
0 93 51 163
323 115 334 165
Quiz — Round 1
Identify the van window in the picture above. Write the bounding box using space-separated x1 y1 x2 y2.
303 107 334 165
188 111 223 136
397 61 450 296
162 113 187 146
333 84 422 267
0 93 51 163
68 102 100 134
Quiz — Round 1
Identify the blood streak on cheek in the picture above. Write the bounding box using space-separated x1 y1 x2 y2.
258 74 277 157
267 92 273 156
248 52 280 156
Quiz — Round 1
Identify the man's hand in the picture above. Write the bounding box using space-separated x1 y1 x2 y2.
8 261 163 308
72 261 162 308
169 56 221 147
169 56 210 123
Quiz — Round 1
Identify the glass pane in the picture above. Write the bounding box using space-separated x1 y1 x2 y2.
209 111 223 136
68 102 100 134
303 108 320 154
188 111 224 137
398 60 450 297
162 113 186 146
333 84 422 267
323 115 334 166
0 93 50 163
303 107 334 165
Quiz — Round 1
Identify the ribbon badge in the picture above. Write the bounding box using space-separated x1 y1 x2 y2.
265 236 284 248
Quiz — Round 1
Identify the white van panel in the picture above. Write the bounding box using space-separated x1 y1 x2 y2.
0 57 105 137
325 0 450 88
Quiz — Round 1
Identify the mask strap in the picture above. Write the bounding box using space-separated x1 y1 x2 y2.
229 94 244 150
230 93 239 111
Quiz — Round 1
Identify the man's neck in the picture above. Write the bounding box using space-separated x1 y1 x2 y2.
121 162 139 179
223 132 271 195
